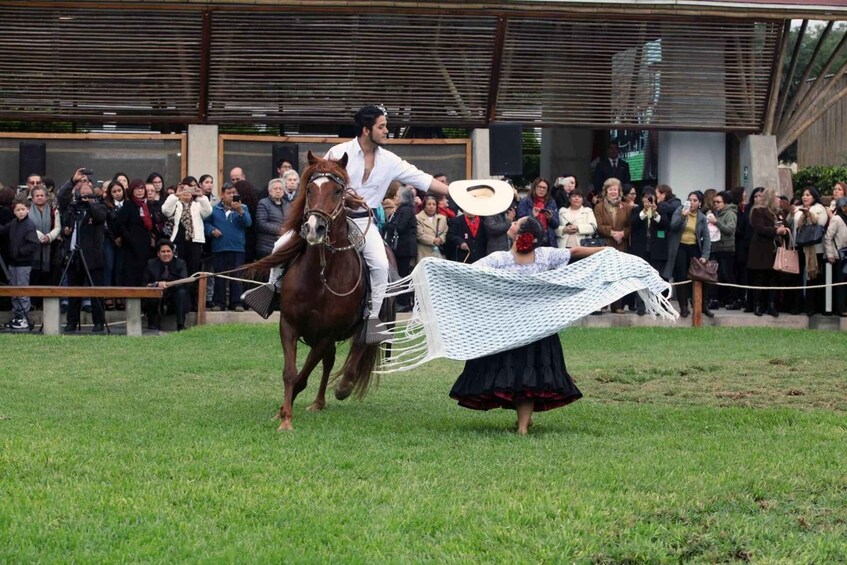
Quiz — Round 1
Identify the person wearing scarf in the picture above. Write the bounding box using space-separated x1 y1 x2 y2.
446 209 487 263
27 187 61 287
516 177 559 247
162 177 213 287
593 178 633 313
116 179 158 286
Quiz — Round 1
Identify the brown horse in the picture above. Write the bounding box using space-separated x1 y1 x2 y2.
248 152 389 430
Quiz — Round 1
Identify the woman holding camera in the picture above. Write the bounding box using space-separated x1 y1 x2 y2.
162 177 213 281
516 177 559 247
792 187 828 316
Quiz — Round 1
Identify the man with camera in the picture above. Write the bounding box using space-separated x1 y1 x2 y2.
203 183 252 312
61 174 108 332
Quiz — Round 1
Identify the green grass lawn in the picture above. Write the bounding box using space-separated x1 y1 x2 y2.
2 326 846 562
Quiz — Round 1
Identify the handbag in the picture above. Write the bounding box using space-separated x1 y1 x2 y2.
773 240 800 274
579 234 605 247
839 247 847 275
383 213 399 250
688 258 718 283
796 223 824 247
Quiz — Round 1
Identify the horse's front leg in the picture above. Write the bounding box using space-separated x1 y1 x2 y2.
307 342 336 412
278 322 300 431
280 341 330 431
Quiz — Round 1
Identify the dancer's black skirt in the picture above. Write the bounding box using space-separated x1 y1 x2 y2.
449 333 582 411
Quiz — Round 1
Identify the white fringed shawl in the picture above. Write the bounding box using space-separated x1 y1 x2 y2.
378 248 677 373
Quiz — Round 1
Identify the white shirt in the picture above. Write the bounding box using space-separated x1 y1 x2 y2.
325 138 433 209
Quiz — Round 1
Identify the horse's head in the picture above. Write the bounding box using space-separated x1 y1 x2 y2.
301 151 350 246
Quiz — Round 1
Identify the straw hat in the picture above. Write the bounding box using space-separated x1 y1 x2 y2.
448 179 514 216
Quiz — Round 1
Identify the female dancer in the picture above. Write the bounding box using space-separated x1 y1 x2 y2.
449 217 605 435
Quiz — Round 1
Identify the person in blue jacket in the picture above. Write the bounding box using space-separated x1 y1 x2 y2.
204 183 252 311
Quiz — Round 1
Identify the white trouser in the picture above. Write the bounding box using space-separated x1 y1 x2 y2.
270 216 389 319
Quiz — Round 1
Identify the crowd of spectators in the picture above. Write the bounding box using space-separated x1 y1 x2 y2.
383 170 847 319
2 158 847 331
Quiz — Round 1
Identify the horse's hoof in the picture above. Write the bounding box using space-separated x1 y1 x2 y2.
277 420 293 431
306 402 324 412
334 381 354 401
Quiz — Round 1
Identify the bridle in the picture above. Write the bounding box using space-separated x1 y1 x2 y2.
300 170 369 297
301 171 347 234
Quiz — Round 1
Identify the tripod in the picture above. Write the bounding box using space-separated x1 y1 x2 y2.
59 210 110 334
0 251 34 331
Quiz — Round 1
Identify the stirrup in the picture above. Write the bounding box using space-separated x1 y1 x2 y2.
363 318 391 344
241 283 277 319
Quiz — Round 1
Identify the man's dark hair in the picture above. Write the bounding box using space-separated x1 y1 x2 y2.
156 239 174 252
277 159 292 168
354 104 386 134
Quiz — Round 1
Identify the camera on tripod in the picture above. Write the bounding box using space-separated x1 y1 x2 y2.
69 192 100 219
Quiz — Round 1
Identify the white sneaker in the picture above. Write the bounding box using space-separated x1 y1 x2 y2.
10 317 30 330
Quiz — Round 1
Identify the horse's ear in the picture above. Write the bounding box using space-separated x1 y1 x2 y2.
338 152 349 169
307 151 318 166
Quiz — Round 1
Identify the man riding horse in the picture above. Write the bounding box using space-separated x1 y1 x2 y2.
244 104 450 342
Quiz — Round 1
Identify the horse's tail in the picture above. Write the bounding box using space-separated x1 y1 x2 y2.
242 235 306 277
337 342 382 400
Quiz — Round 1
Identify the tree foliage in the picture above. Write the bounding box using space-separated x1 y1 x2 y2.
782 22 847 100
793 164 847 196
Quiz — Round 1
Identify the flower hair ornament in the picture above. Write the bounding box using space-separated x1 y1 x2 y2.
515 232 537 253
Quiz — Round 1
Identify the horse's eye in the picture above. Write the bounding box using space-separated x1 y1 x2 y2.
335 187 343 196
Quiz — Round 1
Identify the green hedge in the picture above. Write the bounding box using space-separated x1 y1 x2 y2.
793 165 847 196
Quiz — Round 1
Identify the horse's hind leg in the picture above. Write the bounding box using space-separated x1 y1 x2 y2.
307 343 336 412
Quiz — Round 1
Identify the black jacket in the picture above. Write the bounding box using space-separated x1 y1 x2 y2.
0 216 40 267
447 215 488 263
391 203 418 258
61 199 108 270
143 256 188 286
593 158 631 192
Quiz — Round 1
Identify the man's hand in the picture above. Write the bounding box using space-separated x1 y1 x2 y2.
212 228 222 238
232 201 244 215
40 234 50 244
72 167 87 184
433 237 443 245
460 242 469 251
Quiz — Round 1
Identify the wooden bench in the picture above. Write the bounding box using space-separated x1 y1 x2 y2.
0 286 164 336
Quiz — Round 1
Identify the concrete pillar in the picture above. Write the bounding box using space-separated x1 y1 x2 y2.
187 124 219 184
658 131 726 193
739 134 781 195
470 128 490 178
541 127 593 189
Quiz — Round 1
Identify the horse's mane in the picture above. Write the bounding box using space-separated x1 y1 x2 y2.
245 154 350 273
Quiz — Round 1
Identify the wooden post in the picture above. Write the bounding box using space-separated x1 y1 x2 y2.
692 281 703 328
197 275 207 326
